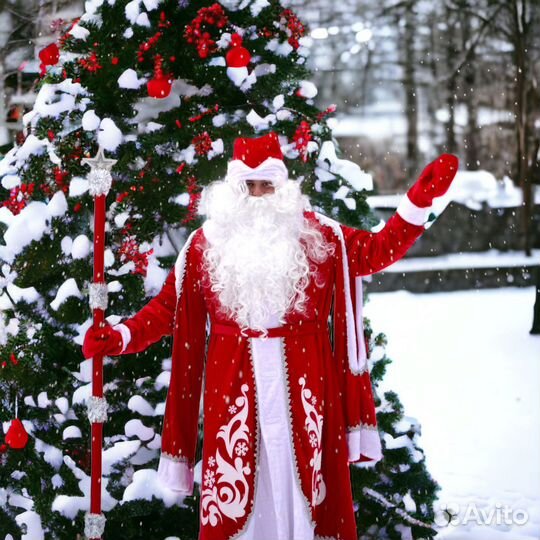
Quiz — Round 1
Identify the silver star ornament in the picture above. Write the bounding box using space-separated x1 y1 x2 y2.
82 146 117 197
82 146 117 171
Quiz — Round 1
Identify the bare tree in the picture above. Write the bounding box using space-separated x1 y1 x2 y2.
442 0 540 254
402 0 419 174
0 0 83 149
461 3 480 170
503 0 539 256
0 0 35 146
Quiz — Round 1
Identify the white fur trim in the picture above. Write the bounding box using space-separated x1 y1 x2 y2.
313 212 367 374
347 429 361 462
225 157 288 188
354 276 367 368
347 426 382 465
396 194 430 226
157 454 194 494
360 427 383 463
174 229 200 297
113 323 131 353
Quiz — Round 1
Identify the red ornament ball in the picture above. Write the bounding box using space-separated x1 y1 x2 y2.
5 419 29 450
147 76 172 99
39 43 60 66
226 42 251 68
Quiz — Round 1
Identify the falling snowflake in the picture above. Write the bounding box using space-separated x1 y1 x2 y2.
204 468 215 487
235 441 248 456
309 433 318 448
228 405 237 414
208 456 216 467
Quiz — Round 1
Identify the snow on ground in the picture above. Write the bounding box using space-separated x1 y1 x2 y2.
363 287 540 540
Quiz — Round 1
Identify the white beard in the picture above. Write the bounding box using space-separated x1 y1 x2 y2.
199 180 334 333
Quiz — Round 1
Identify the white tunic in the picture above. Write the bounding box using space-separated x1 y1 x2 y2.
239 315 314 540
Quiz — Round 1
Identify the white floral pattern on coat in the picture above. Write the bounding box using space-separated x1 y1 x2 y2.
201 383 252 527
299 376 327 507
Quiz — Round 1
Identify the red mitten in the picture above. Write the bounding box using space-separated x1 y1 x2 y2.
407 153 459 208
82 323 124 359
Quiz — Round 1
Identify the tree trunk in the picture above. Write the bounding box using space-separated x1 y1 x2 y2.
444 5 458 154
446 57 457 154
425 9 439 154
512 0 532 256
403 1 419 174
0 60 9 147
462 7 480 170
529 136 540 333
531 267 540 334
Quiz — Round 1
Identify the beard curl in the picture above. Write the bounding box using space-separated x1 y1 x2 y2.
198 180 335 335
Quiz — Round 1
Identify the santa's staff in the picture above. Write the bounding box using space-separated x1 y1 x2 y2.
81 146 117 540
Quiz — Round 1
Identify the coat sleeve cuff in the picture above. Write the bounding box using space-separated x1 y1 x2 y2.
347 426 383 465
396 194 431 226
398 193 453 229
157 453 194 495
112 323 131 353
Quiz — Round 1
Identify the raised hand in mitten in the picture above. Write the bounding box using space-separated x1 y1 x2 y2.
82 322 124 359
407 153 459 208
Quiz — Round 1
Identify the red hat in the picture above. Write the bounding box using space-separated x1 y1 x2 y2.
227 132 288 188
232 132 284 168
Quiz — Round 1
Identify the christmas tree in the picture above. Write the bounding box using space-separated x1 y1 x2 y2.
0 0 439 538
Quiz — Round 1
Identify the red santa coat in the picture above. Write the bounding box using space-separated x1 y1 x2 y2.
117 203 428 540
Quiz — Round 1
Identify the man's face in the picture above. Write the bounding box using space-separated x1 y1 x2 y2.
245 179 275 197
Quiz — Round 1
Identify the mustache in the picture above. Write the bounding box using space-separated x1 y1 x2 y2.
199 179 309 223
